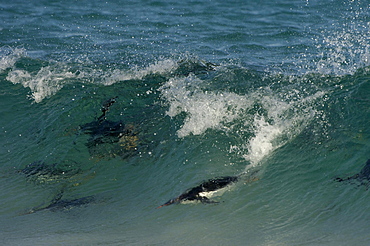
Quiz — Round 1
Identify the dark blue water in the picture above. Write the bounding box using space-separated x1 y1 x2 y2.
1 1 370 245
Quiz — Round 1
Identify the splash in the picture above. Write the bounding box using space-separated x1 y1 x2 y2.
159 72 325 168
6 65 76 103
3 51 216 103
102 59 179 86
243 90 324 167
0 47 25 73
4 54 180 102
159 75 251 138
314 28 370 75
245 116 284 167
303 1 370 76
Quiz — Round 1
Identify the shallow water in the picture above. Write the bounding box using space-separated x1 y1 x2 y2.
1 0 370 245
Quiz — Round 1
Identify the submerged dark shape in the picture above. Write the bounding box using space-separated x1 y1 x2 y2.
335 159 370 187
157 176 238 208
26 189 95 214
20 161 82 184
80 96 127 143
81 119 128 145
42 196 94 211
174 58 218 76
98 96 118 123
79 97 139 158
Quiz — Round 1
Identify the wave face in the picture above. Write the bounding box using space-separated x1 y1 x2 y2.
1 0 369 245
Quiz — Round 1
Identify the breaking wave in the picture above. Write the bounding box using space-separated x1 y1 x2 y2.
1 48 363 173
158 71 326 168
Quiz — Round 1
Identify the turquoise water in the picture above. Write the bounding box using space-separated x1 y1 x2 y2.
1 0 370 245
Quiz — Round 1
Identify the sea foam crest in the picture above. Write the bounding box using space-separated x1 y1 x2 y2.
159 75 251 138
102 59 178 85
6 65 76 103
244 88 327 168
160 73 325 167
5 56 179 102
0 47 25 73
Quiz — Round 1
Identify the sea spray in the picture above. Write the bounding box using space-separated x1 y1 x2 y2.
7 66 76 103
0 47 25 73
1 0 369 244
4 56 181 103
159 71 326 171
159 74 251 138
101 59 179 86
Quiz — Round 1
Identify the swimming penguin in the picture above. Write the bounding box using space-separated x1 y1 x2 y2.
25 189 95 214
156 176 239 208
36 195 95 212
98 96 118 123
335 159 370 187
20 161 82 184
79 97 139 158
80 96 128 143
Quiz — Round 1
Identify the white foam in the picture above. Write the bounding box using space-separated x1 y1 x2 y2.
6 65 75 103
160 74 325 167
0 47 25 73
102 59 178 85
4 54 180 102
244 90 325 168
159 75 251 137
244 116 283 166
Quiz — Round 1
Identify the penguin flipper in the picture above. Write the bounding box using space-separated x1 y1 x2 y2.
198 196 219 204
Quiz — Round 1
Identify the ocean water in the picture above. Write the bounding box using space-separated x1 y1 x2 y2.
1 0 369 245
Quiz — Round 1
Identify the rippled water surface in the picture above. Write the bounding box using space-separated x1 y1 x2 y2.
1 0 369 245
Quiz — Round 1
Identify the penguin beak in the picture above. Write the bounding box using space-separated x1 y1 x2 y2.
156 198 176 209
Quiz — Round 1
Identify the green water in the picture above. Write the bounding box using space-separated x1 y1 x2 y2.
1 0 370 245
